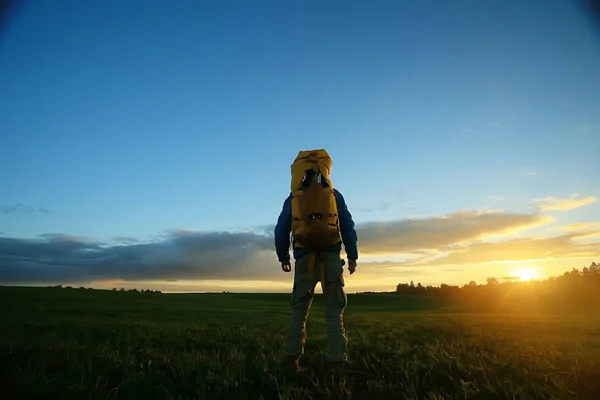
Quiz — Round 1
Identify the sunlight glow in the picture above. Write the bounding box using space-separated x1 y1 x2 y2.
511 267 540 282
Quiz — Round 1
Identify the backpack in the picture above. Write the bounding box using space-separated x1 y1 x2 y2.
290 149 341 251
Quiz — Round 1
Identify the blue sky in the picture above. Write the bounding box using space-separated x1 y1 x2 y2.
1 0 599 291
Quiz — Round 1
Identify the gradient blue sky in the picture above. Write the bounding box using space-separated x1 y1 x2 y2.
1 1 599 291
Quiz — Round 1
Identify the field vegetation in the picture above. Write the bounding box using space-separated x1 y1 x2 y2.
1 263 600 399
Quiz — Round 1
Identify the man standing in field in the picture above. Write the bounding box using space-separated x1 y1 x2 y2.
274 149 359 378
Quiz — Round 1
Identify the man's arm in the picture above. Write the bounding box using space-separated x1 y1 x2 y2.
334 189 358 261
274 194 293 264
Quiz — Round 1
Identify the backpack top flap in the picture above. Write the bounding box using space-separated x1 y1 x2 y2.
290 149 333 192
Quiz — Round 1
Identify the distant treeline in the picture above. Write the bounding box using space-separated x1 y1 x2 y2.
43 262 600 312
393 262 600 312
49 285 162 294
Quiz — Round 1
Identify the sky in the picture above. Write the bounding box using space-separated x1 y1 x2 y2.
1 0 599 293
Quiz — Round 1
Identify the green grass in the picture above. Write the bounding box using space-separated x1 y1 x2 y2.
1 287 599 399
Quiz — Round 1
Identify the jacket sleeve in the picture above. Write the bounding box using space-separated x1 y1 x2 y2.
334 189 359 261
274 194 292 263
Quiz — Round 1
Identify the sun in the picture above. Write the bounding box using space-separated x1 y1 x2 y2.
511 267 540 282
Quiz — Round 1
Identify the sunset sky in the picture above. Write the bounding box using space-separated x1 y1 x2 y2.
1 1 599 293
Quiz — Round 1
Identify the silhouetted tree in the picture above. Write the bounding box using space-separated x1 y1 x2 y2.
394 261 600 312
486 277 499 285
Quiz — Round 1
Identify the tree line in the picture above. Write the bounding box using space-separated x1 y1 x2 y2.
394 262 600 312
50 285 162 294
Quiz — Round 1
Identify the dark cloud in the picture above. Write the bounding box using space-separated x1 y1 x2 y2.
0 209 574 285
0 230 277 284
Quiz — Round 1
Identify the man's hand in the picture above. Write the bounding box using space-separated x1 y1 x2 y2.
348 259 357 275
281 261 291 272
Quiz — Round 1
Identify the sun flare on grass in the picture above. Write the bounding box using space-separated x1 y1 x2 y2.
511 267 540 282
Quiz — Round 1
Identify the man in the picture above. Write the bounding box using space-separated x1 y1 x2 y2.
274 149 359 377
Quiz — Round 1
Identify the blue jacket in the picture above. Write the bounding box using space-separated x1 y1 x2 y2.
274 188 358 263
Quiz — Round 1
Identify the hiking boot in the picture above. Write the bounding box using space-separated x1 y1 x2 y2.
283 354 309 377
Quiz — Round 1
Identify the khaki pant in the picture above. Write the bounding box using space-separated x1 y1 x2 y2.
283 251 348 362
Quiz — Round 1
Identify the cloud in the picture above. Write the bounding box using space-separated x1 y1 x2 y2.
527 172 539 176
553 223 600 241
38 233 95 243
113 236 139 244
0 230 277 284
554 222 600 231
488 196 506 201
397 231 600 268
355 210 553 255
0 209 559 285
1 204 50 216
531 194 597 212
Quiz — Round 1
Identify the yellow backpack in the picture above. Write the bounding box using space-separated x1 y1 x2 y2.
290 149 341 251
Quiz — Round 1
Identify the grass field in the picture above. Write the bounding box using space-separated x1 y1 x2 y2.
1 286 599 399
